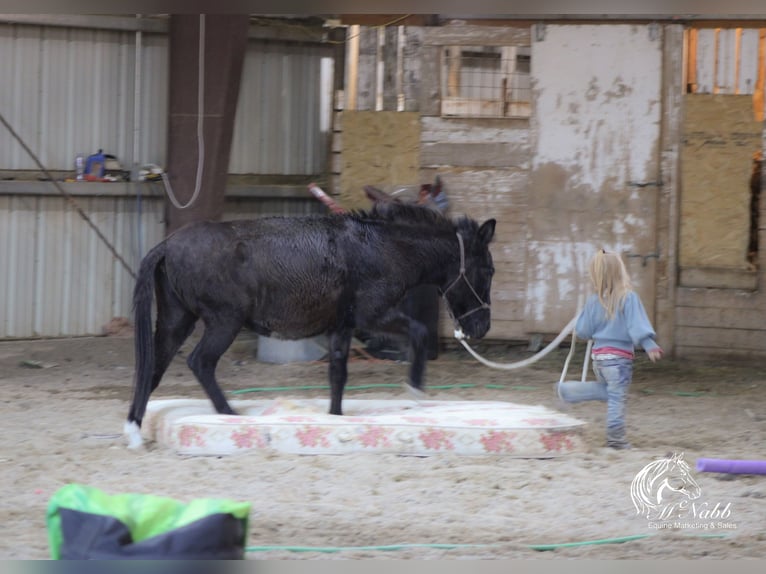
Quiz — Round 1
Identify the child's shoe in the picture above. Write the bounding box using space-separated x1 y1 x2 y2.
555 382 572 411
606 428 631 450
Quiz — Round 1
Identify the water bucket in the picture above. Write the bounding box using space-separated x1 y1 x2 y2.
256 335 327 364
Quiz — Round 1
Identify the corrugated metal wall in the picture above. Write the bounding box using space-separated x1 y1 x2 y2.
0 20 333 174
690 28 763 94
0 23 168 170
0 187 165 338
0 19 334 338
231 42 334 174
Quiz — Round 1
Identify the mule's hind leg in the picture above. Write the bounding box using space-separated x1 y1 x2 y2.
125 276 196 447
151 305 197 393
186 318 243 415
126 314 196 423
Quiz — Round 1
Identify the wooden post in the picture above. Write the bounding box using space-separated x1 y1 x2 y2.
164 14 249 234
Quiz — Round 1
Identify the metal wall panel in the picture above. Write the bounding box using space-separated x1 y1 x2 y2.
0 22 169 172
230 41 334 175
222 196 325 220
0 20 335 338
0 188 165 338
693 27 763 94
0 22 331 176
0 185 329 339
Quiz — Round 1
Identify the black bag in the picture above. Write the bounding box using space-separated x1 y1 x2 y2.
47 484 251 560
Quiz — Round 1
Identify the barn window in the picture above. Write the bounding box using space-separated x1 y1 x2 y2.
441 45 531 118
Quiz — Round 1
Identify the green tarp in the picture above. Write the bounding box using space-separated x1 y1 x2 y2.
46 484 251 560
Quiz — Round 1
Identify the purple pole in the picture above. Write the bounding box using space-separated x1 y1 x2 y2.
696 458 766 475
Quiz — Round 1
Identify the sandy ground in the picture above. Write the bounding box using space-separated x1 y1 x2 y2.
1 331 765 560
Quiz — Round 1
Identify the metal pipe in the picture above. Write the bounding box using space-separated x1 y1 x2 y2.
134 14 144 258
0 14 166 32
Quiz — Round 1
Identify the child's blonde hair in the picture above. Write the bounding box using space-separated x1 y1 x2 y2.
589 250 633 319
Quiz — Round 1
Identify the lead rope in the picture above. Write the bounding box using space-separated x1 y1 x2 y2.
558 332 593 383
454 294 584 371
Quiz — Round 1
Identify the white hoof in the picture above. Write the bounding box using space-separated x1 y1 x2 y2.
123 421 144 449
403 381 427 401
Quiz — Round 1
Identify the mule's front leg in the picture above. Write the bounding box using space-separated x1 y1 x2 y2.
327 330 352 415
406 318 429 394
364 308 429 397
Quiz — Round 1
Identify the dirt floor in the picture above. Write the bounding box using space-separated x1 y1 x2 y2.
1 331 765 560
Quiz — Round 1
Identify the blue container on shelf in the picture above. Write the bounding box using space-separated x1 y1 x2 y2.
85 149 106 178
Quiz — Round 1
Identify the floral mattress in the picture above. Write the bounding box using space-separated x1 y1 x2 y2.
142 398 587 458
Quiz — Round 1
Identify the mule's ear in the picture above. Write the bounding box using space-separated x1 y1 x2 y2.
478 219 496 244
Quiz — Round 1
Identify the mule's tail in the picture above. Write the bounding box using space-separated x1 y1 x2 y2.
124 242 167 448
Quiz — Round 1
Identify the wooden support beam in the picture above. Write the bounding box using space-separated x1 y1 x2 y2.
164 15 249 234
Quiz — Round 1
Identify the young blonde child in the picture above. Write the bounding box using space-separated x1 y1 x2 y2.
558 249 663 449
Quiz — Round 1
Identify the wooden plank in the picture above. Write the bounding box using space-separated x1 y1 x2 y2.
755 28 766 121
355 26 378 111
490 244 526 266
687 28 698 91
421 142 531 169
676 305 765 330
423 25 530 47
658 24 685 356
436 169 529 231
382 25 399 111
492 283 526 305
331 132 342 153
401 26 423 112
675 325 766 351
488 301 525 322
418 45 441 116
421 116 530 144
675 346 766 361
330 153 343 176
487 319 526 340
339 15 434 27
446 46 461 98
675 285 762 309
679 267 757 290
344 25 360 111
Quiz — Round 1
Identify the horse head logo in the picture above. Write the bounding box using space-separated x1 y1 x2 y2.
630 452 702 520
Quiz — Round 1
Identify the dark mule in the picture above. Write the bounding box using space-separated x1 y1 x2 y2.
124 202 496 447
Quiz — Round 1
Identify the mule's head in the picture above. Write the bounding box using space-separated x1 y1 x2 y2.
441 218 496 339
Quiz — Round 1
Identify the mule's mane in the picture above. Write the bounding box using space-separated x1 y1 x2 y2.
348 201 477 235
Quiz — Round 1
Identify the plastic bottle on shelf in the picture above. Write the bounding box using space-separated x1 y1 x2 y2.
75 153 85 181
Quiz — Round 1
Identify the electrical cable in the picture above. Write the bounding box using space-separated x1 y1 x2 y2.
244 532 732 554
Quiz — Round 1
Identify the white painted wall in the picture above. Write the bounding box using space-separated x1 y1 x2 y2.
527 24 663 331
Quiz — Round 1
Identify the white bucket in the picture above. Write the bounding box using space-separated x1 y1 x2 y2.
256 335 327 364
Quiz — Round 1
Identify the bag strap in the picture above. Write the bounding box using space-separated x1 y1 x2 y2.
559 333 593 383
